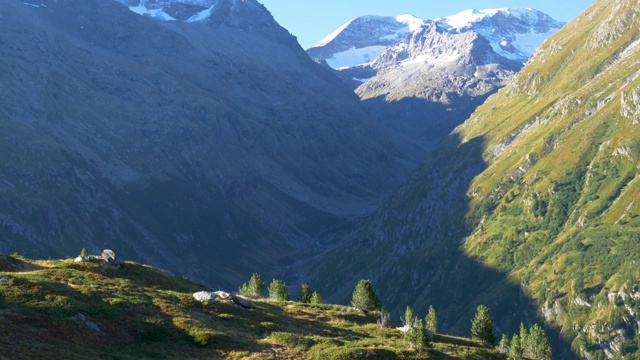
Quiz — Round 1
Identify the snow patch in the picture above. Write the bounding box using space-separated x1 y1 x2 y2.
187 5 214 22
128 4 176 21
395 14 425 32
326 46 387 69
380 26 410 41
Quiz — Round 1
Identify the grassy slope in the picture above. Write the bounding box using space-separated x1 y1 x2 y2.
0 255 504 360
456 0 640 355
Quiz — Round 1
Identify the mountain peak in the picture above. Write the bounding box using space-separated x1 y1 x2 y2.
438 7 562 34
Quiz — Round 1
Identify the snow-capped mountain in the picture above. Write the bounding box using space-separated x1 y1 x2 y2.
308 8 564 146
307 14 425 70
310 8 563 75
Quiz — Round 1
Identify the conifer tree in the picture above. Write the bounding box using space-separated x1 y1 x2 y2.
404 318 430 350
310 291 322 305
298 283 313 303
527 324 552 360
239 273 265 298
509 334 523 359
268 279 290 301
350 279 382 312
499 333 510 354
470 305 495 346
403 306 416 328
426 305 438 335
519 322 529 355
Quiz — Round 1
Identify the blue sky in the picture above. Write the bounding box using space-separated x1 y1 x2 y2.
258 0 595 49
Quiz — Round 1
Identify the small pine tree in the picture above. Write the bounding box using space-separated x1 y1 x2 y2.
499 333 510 354
239 273 265 299
310 291 322 305
402 306 416 328
470 305 496 346
268 279 290 301
527 324 552 360
426 305 438 335
405 318 430 351
79 248 87 258
298 283 313 303
509 334 523 359
519 322 529 356
350 279 382 312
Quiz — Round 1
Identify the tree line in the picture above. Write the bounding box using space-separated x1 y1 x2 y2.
237 274 551 357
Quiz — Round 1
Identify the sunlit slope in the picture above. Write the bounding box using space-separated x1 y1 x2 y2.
456 0 640 356
309 0 640 358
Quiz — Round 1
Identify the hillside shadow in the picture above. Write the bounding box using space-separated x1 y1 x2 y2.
310 132 577 358
360 93 493 154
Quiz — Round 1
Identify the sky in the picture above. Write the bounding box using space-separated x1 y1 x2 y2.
258 0 596 49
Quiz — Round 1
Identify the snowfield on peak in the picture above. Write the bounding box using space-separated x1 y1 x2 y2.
115 0 220 22
326 45 388 69
309 7 564 74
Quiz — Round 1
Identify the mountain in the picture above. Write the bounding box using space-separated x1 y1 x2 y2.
308 9 564 148
0 254 508 359
0 0 414 290
305 0 640 358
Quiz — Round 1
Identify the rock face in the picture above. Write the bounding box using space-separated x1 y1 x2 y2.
0 0 413 289
308 9 564 148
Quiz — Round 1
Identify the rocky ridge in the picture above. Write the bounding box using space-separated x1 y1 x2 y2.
308 8 564 148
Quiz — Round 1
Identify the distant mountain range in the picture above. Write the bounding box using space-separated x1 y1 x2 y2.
308 9 564 148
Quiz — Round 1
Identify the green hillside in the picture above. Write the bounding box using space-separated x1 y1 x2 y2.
0 254 506 359
460 0 640 357
307 0 640 358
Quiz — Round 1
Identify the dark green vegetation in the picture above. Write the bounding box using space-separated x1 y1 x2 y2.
305 0 640 358
470 305 495 346
0 255 506 359
350 279 383 312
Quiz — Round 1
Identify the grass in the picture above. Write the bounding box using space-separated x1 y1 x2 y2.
0 254 505 359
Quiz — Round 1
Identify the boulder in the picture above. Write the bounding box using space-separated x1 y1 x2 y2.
69 312 101 333
74 256 87 263
214 291 231 300
100 249 124 265
0 277 8 283
193 291 217 305
396 325 410 333
230 294 256 309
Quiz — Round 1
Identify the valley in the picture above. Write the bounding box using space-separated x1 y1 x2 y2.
2 0 638 359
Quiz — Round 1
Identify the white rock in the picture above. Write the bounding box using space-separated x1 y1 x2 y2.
193 291 217 305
